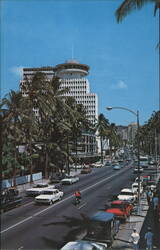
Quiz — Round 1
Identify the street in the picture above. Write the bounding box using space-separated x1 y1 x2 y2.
1 163 134 250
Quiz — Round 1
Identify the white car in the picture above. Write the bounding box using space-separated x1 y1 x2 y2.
35 189 64 205
72 165 83 169
61 176 79 184
60 240 108 250
118 188 137 203
132 182 143 194
133 167 143 174
94 162 103 168
26 183 55 196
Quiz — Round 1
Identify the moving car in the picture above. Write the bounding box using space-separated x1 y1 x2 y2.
113 165 121 170
132 182 143 194
26 183 55 196
133 167 143 174
93 162 103 168
61 240 108 250
105 200 133 221
117 188 136 203
81 168 92 174
35 189 63 205
72 164 83 169
61 176 79 184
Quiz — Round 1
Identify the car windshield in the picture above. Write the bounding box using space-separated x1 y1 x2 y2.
120 192 134 196
42 191 54 195
111 204 124 209
132 185 138 188
148 182 155 185
33 184 48 188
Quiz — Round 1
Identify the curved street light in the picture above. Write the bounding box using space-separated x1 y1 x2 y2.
106 106 141 214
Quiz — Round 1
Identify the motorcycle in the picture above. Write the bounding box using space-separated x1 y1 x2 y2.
75 196 81 205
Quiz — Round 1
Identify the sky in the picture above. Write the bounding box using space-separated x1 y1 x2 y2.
1 0 159 126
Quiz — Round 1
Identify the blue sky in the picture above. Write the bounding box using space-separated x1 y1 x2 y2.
1 0 159 126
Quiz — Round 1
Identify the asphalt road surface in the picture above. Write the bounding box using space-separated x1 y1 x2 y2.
1 163 134 250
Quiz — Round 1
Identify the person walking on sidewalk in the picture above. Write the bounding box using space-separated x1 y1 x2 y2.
144 227 153 250
131 228 140 250
146 189 153 205
152 194 159 210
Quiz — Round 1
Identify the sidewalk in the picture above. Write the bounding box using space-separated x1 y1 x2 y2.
112 196 149 249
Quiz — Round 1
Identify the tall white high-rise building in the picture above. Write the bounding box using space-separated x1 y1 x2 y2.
20 61 98 156
55 60 98 125
20 60 98 125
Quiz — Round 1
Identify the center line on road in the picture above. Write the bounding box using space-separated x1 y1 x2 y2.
78 202 87 209
1 167 131 234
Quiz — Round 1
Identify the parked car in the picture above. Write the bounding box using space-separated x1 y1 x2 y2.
26 183 55 196
1 195 23 213
113 165 121 170
1 188 23 213
105 200 133 221
81 168 92 174
35 189 64 205
60 240 108 250
61 176 79 184
84 211 117 247
117 188 137 203
132 182 143 194
147 181 157 191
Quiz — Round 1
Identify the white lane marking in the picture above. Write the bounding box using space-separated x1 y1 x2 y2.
1 167 130 234
1 216 32 234
17 247 24 250
78 203 87 209
22 201 34 207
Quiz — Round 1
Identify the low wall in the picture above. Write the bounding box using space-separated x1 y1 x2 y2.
2 172 42 189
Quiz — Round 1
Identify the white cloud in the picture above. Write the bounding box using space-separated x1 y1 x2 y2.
111 80 128 90
10 66 24 77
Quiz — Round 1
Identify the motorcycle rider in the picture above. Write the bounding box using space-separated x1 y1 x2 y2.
74 190 81 204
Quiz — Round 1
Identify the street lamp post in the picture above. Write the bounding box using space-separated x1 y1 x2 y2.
106 106 141 214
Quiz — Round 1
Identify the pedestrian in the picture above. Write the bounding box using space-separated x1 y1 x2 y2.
131 228 140 250
115 219 120 234
144 227 153 250
152 195 159 210
146 189 153 205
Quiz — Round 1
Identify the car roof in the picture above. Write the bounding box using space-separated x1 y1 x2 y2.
90 211 114 222
120 188 133 192
111 200 128 204
61 240 104 250
43 188 58 191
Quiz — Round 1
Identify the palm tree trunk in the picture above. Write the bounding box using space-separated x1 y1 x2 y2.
29 141 33 183
45 148 49 179
13 145 17 187
66 135 70 176
100 136 103 164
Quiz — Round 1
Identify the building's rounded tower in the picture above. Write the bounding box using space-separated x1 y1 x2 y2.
55 60 89 78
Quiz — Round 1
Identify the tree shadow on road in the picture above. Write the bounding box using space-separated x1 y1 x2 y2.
42 213 90 249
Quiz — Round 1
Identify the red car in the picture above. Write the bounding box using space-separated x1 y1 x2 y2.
105 200 133 221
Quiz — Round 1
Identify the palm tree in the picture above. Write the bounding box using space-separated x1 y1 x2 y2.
95 113 110 164
116 0 160 22
2 90 24 186
21 72 48 182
